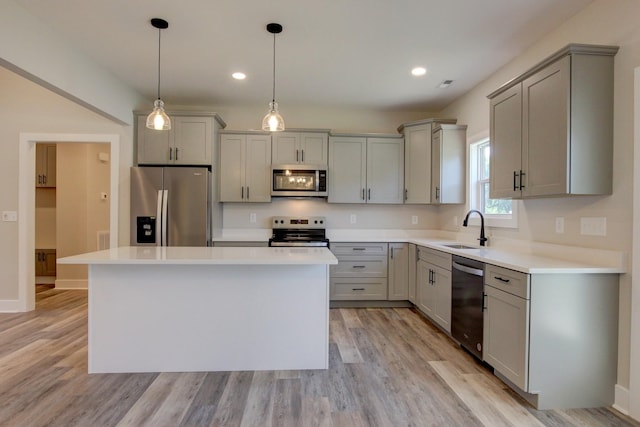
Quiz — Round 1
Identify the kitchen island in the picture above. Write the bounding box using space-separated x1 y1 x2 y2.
58 246 338 374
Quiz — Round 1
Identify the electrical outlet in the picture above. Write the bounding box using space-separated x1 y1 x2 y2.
249 213 257 224
580 217 607 236
555 217 564 234
350 214 357 224
2 211 17 222
411 215 418 225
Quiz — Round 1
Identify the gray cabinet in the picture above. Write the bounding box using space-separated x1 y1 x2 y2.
488 44 618 199
416 246 452 332
431 124 466 204
271 131 328 165
388 243 409 300
219 132 271 202
398 119 457 204
35 144 56 188
330 243 388 300
328 135 404 204
136 113 223 165
408 244 417 304
483 264 619 409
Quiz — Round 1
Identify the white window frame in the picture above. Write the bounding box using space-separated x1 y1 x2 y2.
468 137 518 228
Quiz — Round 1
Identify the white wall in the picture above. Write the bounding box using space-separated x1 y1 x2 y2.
438 0 640 411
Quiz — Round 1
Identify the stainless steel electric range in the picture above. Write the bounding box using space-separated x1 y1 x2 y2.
268 216 329 247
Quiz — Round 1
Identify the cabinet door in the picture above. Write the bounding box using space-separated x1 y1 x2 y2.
404 124 432 204
408 244 417 304
328 137 367 203
432 265 452 332
388 243 409 300
431 131 442 204
366 138 404 204
522 56 570 197
219 134 245 202
434 128 466 204
300 133 328 165
490 85 522 199
36 144 57 187
483 285 530 390
173 116 212 165
245 135 272 202
137 115 172 164
416 260 434 317
271 132 299 164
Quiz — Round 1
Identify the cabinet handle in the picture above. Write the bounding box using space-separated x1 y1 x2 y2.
390 247 394 259
175 148 179 161
301 149 305 162
513 171 518 191
494 276 510 283
352 265 366 269
362 188 365 201
519 170 525 190
37 175 41 185
435 186 440 201
352 247 366 251
428 269 434 284
404 189 408 201
482 293 487 311
296 149 299 162
368 189 371 200
43 175 47 184
416 249 420 262
241 186 244 199
352 288 366 291
169 147 173 160
247 187 250 200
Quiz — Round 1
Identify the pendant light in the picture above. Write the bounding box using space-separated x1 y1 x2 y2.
146 18 171 130
262 23 285 132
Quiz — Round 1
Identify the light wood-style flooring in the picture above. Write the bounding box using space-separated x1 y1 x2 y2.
0 285 637 427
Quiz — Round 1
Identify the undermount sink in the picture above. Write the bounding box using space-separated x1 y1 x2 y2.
441 244 478 250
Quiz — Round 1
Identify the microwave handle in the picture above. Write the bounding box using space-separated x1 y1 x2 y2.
316 170 319 192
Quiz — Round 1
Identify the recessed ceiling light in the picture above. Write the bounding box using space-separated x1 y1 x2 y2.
411 67 427 77
232 72 246 80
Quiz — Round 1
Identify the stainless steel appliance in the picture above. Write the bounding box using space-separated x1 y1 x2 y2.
268 216 329 247
130 166 210 246
451 255 485 359
271 165 328 197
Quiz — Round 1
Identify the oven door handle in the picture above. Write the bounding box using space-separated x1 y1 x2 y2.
452 261 484 277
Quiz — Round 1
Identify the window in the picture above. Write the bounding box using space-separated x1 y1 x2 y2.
469 138 518 228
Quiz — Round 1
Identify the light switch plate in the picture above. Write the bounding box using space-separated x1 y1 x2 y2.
411 215 418 225
249 213 257 224
2 211 18 222
580 217 607 236
555 217 564 234
350 214 357 224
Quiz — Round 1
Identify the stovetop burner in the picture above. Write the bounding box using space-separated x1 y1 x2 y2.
269 216 329 247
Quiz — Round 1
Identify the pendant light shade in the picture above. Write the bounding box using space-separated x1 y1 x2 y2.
146 18 171 131
262 23 285 132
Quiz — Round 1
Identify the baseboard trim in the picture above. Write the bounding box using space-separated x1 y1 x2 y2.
36 276 56 285
0 299 21 312
613 384 630 415
55 279 88 290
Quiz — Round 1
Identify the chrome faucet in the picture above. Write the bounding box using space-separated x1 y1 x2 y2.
463 209 488 246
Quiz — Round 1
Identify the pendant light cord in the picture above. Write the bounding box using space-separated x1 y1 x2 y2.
157 27 162 100
271 32 276 103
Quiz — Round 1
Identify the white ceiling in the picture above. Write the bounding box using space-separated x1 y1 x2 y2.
16 0 593 112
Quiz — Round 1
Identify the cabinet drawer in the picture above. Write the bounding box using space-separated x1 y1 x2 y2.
485 264 529 299
330 256 387 277
331 242 388 256
417 246 452 270
330 278 388 300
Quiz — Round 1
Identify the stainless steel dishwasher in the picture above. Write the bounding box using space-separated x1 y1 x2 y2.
451 255 485 360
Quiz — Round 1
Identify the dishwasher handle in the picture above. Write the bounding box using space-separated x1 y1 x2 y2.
452 261 484 277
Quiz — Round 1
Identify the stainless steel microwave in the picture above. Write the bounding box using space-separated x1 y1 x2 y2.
271 165 328 197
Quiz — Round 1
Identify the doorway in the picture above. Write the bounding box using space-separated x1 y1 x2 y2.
19 133 119 311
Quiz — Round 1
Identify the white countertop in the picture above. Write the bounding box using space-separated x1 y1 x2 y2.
57 246 338 266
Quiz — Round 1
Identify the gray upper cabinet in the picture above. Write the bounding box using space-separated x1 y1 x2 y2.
136 112 225 166
271 131 329 166
219 132 272 203
488 44 618 199
399 119 456 204
328 134 404 204
431 124 467 204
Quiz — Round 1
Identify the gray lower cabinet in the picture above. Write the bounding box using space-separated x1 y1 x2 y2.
330 243 388 300
408 244 417 304
483 264 619 409
416 246 452 332
388 243 409 300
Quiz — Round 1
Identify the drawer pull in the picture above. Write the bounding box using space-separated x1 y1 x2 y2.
352 288 366 291
352 248 366 251
352 265 366 269
494 276 510 283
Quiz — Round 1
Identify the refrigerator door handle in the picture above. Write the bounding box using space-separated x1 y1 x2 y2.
161 189 169 246
155 190 163 246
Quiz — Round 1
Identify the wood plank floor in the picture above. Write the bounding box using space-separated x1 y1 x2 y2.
0 285 637 427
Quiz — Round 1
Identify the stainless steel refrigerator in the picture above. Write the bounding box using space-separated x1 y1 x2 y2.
130 166 210 246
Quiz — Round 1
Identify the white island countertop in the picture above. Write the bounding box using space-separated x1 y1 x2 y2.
58 246 338 266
